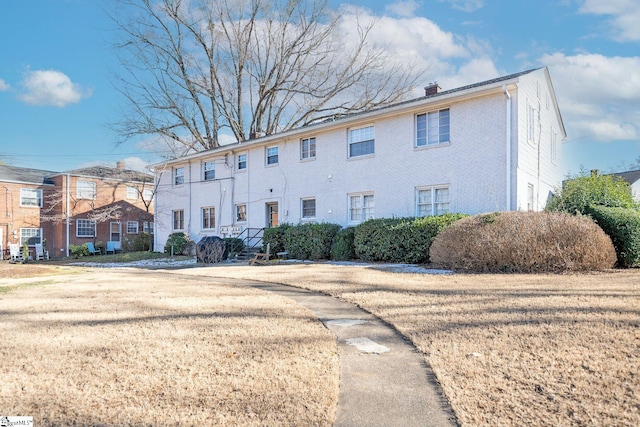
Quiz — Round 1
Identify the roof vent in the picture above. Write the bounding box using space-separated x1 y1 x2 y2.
424 82 441 96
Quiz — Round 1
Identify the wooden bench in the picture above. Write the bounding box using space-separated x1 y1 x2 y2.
249 243 271 265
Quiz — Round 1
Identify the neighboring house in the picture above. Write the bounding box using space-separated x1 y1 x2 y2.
152 67 566 251
612 169 640 202
0 162 155 259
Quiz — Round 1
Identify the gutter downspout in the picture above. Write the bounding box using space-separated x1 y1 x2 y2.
503 85 512 211
65 173 70 257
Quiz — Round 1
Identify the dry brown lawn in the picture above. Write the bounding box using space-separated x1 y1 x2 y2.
0 263 338 426
190 263 640 427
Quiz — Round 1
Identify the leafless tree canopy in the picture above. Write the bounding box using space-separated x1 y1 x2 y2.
111 0 423 155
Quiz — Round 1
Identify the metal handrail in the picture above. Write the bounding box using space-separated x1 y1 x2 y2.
226 227 264 255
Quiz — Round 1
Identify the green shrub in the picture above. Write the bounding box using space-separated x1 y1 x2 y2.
263 223 292 254
124 233 152 252
164 232 193 255
586 206 640 268
430 211 617 272
283 223 341 260
547 171 635 215
224 237 245 257
354 214 467 263
331 227 355 261
69 243 89 258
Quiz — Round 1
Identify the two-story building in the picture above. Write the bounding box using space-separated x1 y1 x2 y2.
152 67 566 250
0 162 154 259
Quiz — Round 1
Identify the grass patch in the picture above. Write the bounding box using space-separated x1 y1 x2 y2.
0 280 53 294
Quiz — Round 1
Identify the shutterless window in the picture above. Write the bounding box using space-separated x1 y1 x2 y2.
236 204 247 222
143 188 154 201
76 219 96 237
20 188 42 207
237 153 247 170
301 137 316 159
266 146 278 165
416 109 450 147
301 199 316 218
126 186 138 200
417 187 450 216
173 209 184 230
203 160 215 181
126 221 139 234
202 207 215 229
143 221 154 234
349 126 375 157
20 228 42 246
77 180 96 200
174 167 184 185
349 194 374 223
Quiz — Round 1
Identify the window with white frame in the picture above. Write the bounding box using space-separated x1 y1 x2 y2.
202 207 215 229
416 108 450 147
301 198 316 219
266 146 279 165
143 221 154 234
20 228 42 246
237 153 247 170
20 188 42 207
203 160 215 181
236 204 247 222
174 167 185 185
349 193 374 223
143 188 153 201
551 129 558 164
173 209 184 230
416 186 450 216
76 219 96 237
301 137 316 160
126 221 139 234
126 186 138 200
348 126 375 157
77 180 96 200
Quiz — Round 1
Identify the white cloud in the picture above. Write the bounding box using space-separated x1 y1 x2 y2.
18 69 92 107
0 78 10 92
385 0 421 18
579 0 640 41
540 52 640 142
439 0 485 13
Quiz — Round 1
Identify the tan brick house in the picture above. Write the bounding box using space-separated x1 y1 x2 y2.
1 162 154 259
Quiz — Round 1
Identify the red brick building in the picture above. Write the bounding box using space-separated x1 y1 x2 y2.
1 163 154 259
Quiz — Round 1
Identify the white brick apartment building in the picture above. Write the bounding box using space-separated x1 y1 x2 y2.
152 67 566 249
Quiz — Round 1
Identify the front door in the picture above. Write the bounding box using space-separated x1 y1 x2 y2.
110 222 122 242
266 202 278 228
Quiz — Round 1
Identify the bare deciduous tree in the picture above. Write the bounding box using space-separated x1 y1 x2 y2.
111 0 423 155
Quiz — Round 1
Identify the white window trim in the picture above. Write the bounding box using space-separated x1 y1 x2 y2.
300 137 316 160
348 125 375 158
416 185 450 217
203 160 216 181
126 221 139 234
76 219 96 238
301 198 316 220
143 221 154 234
266 146 279 166
348 193 375 224
77 180 97 200
126 186 138 200
20 188 43 207
415 108 451 148
202 206 216 230
237 153 247 171
174 167 185 185
172 209 185 231
236 204 247 222
20 228 42 246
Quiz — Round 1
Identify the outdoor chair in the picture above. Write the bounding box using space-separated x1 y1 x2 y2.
105 241 117 254
9 244 23 262
35 243 49 260
249 243 271 265
86 242 101 256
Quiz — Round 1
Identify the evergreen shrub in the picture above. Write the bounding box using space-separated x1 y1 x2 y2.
164 232 193 255
283 223 341 260
331 227 356 261
587 206 640 268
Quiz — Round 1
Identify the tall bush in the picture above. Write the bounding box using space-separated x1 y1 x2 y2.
262 223 292 254
164 232 193 255
331 227 356 261
283 223 341 260
586 206 640 268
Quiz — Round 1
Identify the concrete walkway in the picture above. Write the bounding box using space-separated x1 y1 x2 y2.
245 281 459 427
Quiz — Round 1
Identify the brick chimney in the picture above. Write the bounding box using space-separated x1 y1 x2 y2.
424 82 441 96
116 161 126 170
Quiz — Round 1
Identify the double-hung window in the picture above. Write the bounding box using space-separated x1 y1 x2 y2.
126 186 138 200
416 186 450 216
202 207 215 229
349 193 374 223
416 109 449 147
203 160 215 181
77 180 96 200
20 188 42 207
301 137 316 160
266 146 278 165
20 228 42 246
76 219 96 237
173 209 184 230
301 198 316 219
348 126 375 157
143 188 154 201
143 221 154 234
126 221 139 234
237 153 247 170
236 204 247 222
174 167 185 185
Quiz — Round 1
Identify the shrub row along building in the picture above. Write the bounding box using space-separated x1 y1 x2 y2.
152 67 566 251
0 162 154 259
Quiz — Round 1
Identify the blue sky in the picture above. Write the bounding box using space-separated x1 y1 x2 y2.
1 0 638 175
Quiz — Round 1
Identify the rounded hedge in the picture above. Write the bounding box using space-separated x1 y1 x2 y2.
429 211 617 272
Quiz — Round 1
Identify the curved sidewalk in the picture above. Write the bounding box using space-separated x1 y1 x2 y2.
245 281 459 427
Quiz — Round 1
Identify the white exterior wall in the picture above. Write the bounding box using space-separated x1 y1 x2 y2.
153 69 565 250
